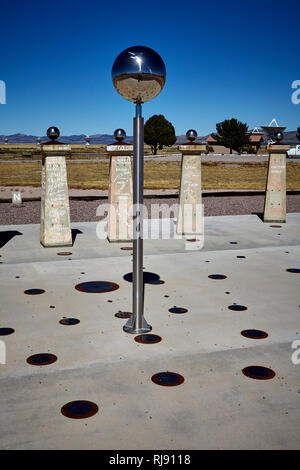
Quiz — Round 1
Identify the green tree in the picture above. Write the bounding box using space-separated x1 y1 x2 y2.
212 118 250 154
144 114 176 155
297 127 300 141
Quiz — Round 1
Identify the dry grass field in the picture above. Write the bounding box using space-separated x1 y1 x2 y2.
0 160 299 190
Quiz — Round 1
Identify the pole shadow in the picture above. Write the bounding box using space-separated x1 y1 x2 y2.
71 229 83 246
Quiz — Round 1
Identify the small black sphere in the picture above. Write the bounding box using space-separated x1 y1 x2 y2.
114 128 126 142
186 129 197 142
274 131 284 143
47 126 60 141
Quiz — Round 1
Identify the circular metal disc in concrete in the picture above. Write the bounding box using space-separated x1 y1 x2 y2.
26 353 57 366
57 252 72 256
228 304 248 311
0 328 15 336
134 334 162 344
75 281 119 293
151 372 184 387
168 307 188 314
115 311 132 319
286 268 300 273
208 274 227 280
24 289 45 295
61 400 99 419
120 247 133 251
241 329 268 339
59 318 80 325
242 366 275 380
148 279 165 285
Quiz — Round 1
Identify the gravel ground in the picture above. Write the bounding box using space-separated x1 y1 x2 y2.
0 193 300 225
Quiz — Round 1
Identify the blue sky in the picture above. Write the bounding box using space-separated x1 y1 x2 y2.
0 0 299 136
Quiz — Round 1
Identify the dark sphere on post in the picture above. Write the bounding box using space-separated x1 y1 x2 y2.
274 131 284 143
186 129 197 142
112 46 166 103
47 126 60 141
114 128 126 142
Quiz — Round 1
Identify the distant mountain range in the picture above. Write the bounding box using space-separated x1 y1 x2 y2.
0 131 299 145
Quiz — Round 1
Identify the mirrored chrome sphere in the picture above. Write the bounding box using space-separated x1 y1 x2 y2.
186 129 197 142
274 131 284 142
112 46 166 103
114 128 126 142
47 126 60 141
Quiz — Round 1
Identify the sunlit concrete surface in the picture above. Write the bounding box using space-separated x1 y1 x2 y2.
0 213 299 449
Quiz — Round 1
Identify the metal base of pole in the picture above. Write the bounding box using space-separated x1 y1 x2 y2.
123 315 152 334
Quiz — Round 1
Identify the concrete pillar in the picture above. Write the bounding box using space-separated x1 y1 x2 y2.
176 144 206 235
40 144 72 247
263 144 288 223
106 144 133 242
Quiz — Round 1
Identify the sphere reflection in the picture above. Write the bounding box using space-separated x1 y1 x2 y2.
114 128 126 142
186 129 197 142
112 46 166 103
47 126 60 141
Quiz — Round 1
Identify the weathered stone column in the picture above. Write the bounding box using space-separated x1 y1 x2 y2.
106 143 133 242
177 143 206 235
40 141 72 247
263 143 288 223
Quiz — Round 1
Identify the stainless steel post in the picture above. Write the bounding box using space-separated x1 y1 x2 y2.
123 103 152 334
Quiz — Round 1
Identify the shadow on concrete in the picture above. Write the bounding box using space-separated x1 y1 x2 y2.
0 230 23 249
72 229 83 246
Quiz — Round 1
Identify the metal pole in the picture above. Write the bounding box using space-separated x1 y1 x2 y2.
123 103 152 334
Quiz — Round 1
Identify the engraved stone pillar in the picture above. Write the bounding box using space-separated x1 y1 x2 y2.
263 144 288 223
40 143 72 247
107 144 133 242
177 144 206 235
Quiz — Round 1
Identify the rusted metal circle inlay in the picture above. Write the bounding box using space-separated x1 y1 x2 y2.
24 289 45 295
115 311 132 319
120 247 133 251
242 366 275 380
75 281 119 293
57 252 72 256
286 268 300 273
26 353 57 366
0 328 15 336
270 225 282 228
230 241 238 244
151 372 184 387
124 272 161 284
228 304 248 311
61 400 99 419
241 329 268 339
134 334 162 344
59 318 80 325
208 274 227 280
169 307 188 314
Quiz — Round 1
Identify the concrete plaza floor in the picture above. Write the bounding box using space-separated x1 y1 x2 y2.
0 213 299 449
